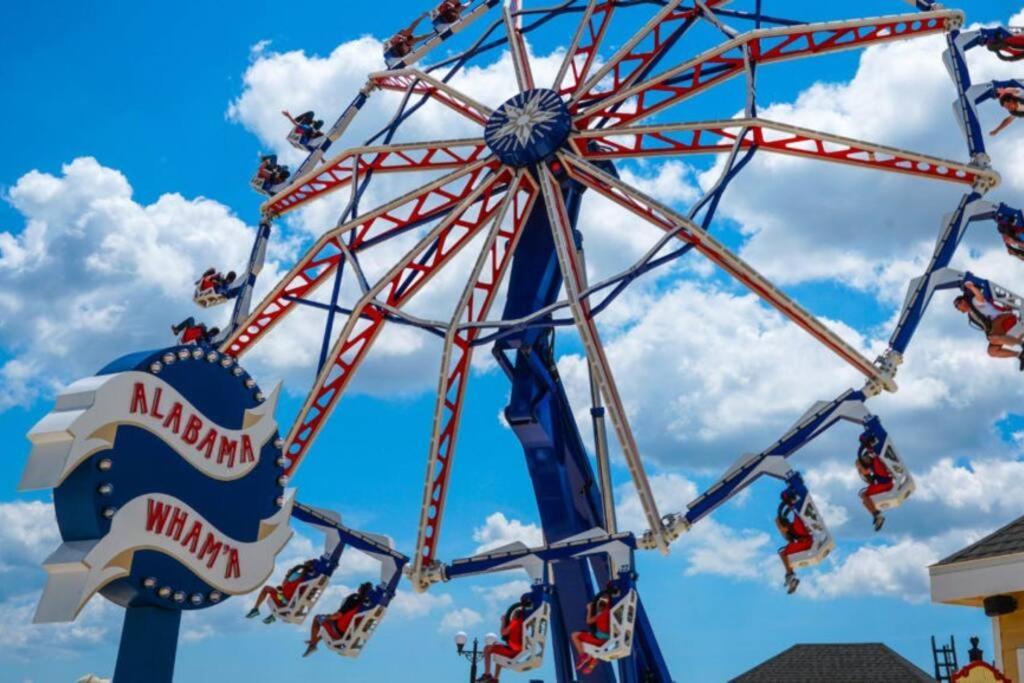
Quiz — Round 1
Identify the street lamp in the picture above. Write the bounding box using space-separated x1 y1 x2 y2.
454 631 497 682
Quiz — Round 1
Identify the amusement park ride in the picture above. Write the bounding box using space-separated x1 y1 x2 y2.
16 0 1024 681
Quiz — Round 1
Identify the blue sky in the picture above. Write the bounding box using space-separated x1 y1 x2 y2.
2 1 1023 681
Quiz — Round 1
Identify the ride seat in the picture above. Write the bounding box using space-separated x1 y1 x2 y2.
580 589 638 663
320 605 387 658
787 497 835 570
267 575 329 625
193 283 228 308
250 172 288 197
869 443 916 512
287 129 325 153
491 602 550 673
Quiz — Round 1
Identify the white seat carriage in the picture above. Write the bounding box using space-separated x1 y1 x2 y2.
249 171 288 197
580 589 638 662
193 283 227 308
869 440 916 511
321 603 389 658
286 128 325 153
491 602 551 673
266 574 329 625
787 495 835 570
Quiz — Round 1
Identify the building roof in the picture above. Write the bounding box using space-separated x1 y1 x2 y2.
936 514 1024 567
729 643 934 682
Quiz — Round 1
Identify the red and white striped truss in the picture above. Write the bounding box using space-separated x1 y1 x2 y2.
225 1 995 587
263 138 491 216
572 119 999 189
370 69 495 126
574 9 962 128
283 166 520 476
411 172 538 580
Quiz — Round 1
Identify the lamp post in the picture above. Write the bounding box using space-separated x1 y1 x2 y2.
454 631 497 682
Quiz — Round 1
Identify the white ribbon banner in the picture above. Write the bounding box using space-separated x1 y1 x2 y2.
20 371 281 489
34 490 295 623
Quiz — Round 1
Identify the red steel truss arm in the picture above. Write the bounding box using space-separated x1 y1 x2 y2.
571 118 999 190
559 152 893 389
224 158 500 357
504 0 536 91
553 0 616 97
283 168 517 477
370 68 495 126
538 164 670 553
410 172 539 586
575 9 962 128
261 139 490 217
570 0 730 111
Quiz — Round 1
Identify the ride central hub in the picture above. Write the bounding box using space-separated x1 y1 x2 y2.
484 88 572 168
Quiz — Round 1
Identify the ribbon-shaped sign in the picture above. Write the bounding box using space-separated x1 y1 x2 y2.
34 490 294 623
20 371 281 489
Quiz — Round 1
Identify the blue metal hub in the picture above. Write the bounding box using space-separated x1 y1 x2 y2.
484 88 572 168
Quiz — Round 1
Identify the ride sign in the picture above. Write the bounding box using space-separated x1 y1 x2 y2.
19 344 293 625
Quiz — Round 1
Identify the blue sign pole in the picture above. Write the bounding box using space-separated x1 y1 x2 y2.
114 606 181 683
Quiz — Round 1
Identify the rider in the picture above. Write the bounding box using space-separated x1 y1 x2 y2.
953 280 1024 368
197 268 237 295
385 15 432 62
433 0 466 25
171 317 219 345
477 593 533 683
256 154 290 187
245 560 319 622
281 110 324 146
977 27 1024 62
990 87 1024 136
776 488 812 595
996 208 1024 259
570 581 620 675
303 582 376 657
856 432 893 532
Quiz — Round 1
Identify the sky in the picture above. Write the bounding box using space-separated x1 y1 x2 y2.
2 1 1024 681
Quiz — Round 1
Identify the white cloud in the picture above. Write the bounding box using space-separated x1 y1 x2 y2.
0 158 270 409
0 501 59 573
0 591 116 656
439 607 484 633
389 589 453 619
560 281 867 469
682 520 773 580
472 513 544 554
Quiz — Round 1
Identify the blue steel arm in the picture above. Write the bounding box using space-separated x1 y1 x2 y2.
291 501 408 603
443 530 637 584
214 220 272 343
887 195 994 354
675 389 875 530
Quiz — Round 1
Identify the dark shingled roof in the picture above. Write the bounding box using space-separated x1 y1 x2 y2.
729 643 933 682
936 514 1024 566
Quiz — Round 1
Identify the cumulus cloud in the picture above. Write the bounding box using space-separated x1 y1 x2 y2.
0 501 60 573
439 607 484 633
390 589 454 619
472 513 544 554
0 592 116 657
0 158 270 408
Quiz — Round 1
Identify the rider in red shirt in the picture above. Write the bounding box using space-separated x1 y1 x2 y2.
857 432 893 531
171 317 219 346
570 582 620 675
304 582 375 657
776 489 812 594
246 560 318 623
477 594 533 682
